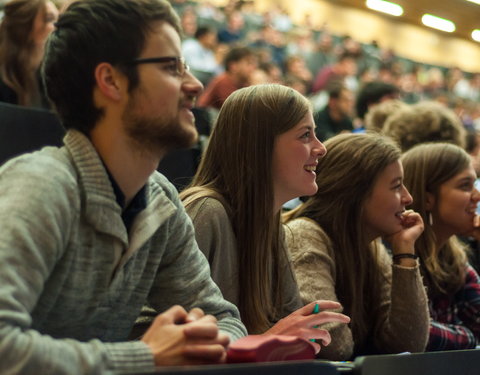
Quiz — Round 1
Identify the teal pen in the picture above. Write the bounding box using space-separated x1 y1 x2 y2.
310 303 320 342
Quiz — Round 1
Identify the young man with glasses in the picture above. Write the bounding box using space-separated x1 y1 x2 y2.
0 0 246 374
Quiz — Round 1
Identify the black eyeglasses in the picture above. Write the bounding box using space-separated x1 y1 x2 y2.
128 56 190 76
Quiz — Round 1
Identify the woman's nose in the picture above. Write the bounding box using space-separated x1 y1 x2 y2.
402 186 413 205
472 187 480 202
313 136 327 158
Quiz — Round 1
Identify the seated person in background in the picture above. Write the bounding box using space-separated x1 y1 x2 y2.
182 25 222 86
258 61 284 84
313 81 354 142
0 0 58 108
402 143 480 351
311 51 357 94
217 10 245 45
355 81 399 129
382 101 466 152
181 84 350 352
284 133 429 360
0 1 247 374
364 99 409 133
197 46 257 110
284 74 308 96
283 54 313 92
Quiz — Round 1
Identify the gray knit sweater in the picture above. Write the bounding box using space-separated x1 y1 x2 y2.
184 196 303 324
0 130 246 375
286 217 429 360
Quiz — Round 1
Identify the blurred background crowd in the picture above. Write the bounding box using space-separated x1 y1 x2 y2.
1 0 480 178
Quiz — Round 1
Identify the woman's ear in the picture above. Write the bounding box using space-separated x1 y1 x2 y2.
425 192 435 211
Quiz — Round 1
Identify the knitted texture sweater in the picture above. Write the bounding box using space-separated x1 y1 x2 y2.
0 130 246 374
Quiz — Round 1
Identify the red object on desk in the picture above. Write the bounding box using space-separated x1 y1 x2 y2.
226 335 316 364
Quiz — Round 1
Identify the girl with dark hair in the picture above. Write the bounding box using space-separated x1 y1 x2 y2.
180 84 350 351
284 133 429 360
0 0 58 107
402 143 480 351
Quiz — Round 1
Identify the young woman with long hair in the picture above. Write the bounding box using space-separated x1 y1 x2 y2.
180 84 350 351
284 133 429 360
0 0 58 107
402 143 480 351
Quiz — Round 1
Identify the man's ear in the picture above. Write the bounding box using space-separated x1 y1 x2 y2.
425 191 435 211
94 62 125 102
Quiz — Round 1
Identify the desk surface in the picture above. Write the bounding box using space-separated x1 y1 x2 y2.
140 349 480 375
354 348 480 375
142 360 338 375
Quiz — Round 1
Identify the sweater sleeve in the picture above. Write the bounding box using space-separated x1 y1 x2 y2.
184 197 240 307
148 190 247 342
285 218 354 361
0 155 155 375
371 245 430 353
277 230 303 319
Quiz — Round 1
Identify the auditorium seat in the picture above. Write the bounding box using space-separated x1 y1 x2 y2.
0 102 65 166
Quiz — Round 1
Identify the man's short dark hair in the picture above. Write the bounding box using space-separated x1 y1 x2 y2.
327 80 347 100
42 0 180 133
337 51 357 63
195 25 215 40
223 46 254 71
355 81 399 120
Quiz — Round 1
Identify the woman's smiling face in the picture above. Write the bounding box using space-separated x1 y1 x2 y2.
363 160 413 240
430 163 480 239
271 110 326 212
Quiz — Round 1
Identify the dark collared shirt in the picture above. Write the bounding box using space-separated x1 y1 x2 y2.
105 169 147 233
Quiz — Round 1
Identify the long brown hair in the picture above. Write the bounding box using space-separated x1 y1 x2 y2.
401 143 469 297
181 84 311 333
285 133 401 344
0 0 47 105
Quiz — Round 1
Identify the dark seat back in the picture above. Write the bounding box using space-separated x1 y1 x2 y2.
0 102 65 166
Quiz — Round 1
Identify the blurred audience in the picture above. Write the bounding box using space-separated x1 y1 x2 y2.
356 81 399 123
217 10 244 45
197 46 257 110
172 1 480 134
182 25 222 86
314 81 354 141
283 54 312 92
311 51 357 94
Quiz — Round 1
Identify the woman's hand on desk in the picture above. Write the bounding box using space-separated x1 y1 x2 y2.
142 305 230 366
263 300 350 354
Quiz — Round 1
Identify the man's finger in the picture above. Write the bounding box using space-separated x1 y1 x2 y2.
184 344 227 362
186 307 205 323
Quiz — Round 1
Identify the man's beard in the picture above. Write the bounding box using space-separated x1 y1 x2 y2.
122 97 198 156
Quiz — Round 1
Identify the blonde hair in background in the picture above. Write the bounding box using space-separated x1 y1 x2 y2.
285 133 401 344
181 84 312 333
401 143 469 297
364 99 409 133
382 101 466 152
